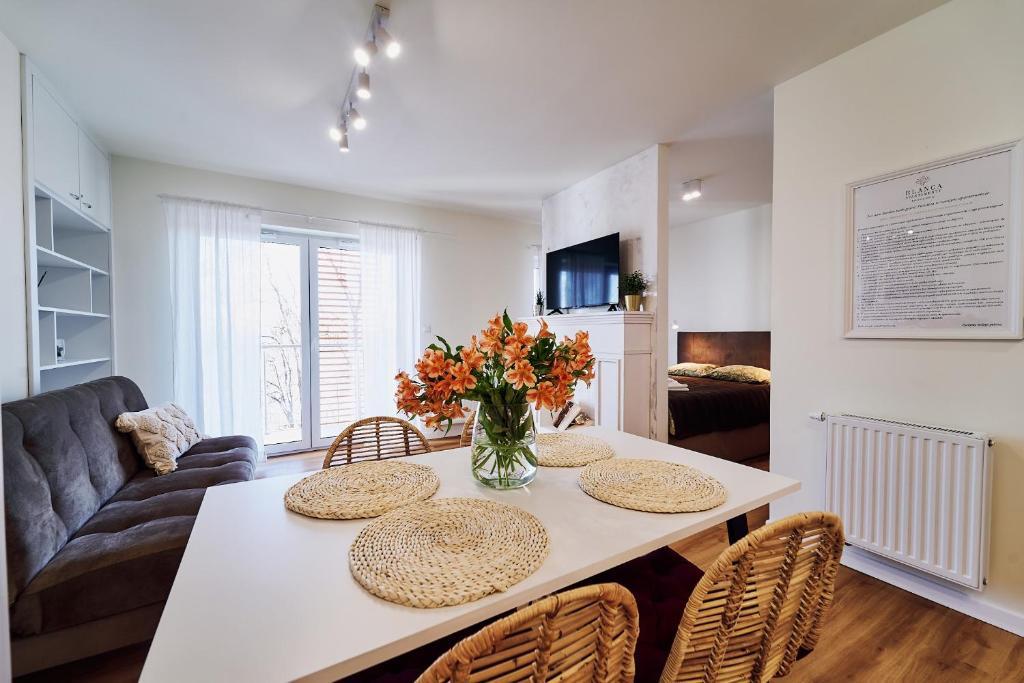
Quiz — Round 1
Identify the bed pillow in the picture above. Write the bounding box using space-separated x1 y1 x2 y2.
115 403 202 475
707 365 771 384
667 362 718 378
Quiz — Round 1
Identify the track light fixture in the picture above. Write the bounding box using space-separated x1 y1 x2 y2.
349 106 367 130
681 179 703 202
327 4 400 153
353 40 376 67
376 26 401 59
356 71 371 99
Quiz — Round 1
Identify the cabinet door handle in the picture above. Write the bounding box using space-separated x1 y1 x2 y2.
83 201 93 209
70 192 81 200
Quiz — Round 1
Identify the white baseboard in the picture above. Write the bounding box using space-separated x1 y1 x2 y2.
841 546 1024 636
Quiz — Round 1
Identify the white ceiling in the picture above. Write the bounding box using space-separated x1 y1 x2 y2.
0 0 945 224
668 91 773 227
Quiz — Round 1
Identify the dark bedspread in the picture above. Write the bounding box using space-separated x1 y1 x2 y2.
668 376 769 438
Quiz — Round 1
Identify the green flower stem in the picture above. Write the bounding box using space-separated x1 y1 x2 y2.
471 401 537 488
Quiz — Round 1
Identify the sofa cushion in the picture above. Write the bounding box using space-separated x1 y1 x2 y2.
2 377 147 604
115 403 202 475
74 489 206 537
9 516 194 637
110 435 256 503
182 434 258 456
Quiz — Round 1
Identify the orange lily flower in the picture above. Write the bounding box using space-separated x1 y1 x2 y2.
537 318 555 339
504 360 537 389
460 345 486 372
526 381 557 411
441 402 465 419
450 362 478 393
485 313 504 336
421 348 453 378
502 340 528 366
429 378 454 401
511 321 535 346
579 363 596 386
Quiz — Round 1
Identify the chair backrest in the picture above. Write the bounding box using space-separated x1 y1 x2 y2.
322 416 431 468
417 582 639 683
659 512 844 683
459 411 475 447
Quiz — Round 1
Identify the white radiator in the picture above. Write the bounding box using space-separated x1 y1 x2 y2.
824 414 992 590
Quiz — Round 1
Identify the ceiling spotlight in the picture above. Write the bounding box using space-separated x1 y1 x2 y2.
356 71 371 99
376 26 401 58
681 179 703 202
328 125 343 142
339 133 350 153
354 40 377 66
349 107 366 130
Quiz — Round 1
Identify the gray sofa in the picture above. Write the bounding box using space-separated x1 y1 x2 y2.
2 376 257 674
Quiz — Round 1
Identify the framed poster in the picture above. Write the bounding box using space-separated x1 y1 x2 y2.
845 141 1023 339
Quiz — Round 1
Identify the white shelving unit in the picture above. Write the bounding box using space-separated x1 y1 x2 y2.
22 59 114 395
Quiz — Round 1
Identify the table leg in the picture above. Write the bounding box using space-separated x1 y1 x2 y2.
726 514 749 544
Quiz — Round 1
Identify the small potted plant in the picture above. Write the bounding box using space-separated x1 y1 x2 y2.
534 290 544 315
621 270 648 311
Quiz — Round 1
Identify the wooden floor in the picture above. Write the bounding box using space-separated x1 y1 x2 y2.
18 444 1023 682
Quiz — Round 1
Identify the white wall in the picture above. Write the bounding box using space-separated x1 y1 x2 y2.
772 0 1024 631
111 156 539 406
668 204 771 363
0 30 27 402
541 145 669 440
0 26 19 682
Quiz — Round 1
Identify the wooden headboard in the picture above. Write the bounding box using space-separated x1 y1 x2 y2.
676 331 771 370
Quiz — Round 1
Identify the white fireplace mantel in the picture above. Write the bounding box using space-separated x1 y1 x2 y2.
519 312 656 438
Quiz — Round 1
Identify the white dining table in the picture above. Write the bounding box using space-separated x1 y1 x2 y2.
141 427 799 682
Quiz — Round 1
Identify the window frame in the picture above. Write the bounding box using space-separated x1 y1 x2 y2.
260 228 361 456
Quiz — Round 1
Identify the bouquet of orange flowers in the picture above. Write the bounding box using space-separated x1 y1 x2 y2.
395 310 595 488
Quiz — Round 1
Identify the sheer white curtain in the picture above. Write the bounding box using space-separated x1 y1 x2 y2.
358 223 422 416
163 197 264 458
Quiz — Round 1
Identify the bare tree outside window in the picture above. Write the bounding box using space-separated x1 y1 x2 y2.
261 242 303 445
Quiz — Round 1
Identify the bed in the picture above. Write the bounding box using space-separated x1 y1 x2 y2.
668 331 770 464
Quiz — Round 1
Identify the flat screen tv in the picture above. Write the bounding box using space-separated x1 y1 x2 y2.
545 233 620 311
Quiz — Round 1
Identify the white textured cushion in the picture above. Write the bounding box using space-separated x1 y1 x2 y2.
115 403 201 475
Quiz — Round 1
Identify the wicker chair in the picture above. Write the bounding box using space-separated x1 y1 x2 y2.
458 410 475 447
322 416 431 468
417 583 640 683
658 512 844 683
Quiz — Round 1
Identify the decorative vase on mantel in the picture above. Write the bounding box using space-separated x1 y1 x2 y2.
623 294 642 312
395 309 596 490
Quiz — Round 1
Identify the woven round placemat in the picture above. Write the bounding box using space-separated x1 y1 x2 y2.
349 497 550 608
536 431 615 467
283 461 439 520
578 458 726 513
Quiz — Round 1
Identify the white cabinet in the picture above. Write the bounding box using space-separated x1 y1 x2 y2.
30 73 111 230
32 79 80 207
78 132 111 227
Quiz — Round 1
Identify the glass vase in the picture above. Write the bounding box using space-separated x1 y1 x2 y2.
470 401 538 489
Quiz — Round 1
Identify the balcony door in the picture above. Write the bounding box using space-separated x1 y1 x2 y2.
260 231 361 455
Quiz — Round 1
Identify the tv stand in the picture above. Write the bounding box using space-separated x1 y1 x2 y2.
547 308 565 315
607 303 619 312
